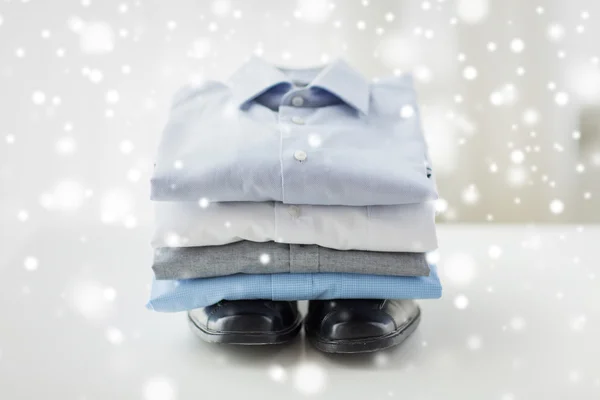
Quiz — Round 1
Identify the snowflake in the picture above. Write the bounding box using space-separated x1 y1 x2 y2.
443 253 476 285
488 245 502 259
510 38 525 53
105 89 120 104
435 198 448 213
400 104 415 118
259 253 271 265
32 91 46 105
124 215 137 229
426 250 440 264
462 66 478 80
507 166 527 187
522 109 539 125
69 281 113 319
509 316 526 331
51 181 86 211
296 0 332 23
489 84 517 106
56 137 77 154
24 256 39 271
510 150 525 164
308 133 322 147
198 197 210 208
547 24 565 41
79 21 115 54
466 335 482 350
456 0 489 24
268 364 287 382
100 188 134 223
569 314 587 331
105 327 124 345
127 169 141 182
461 184 480 204
554 91 569 106
549 199 564 214
143 377 177 400
414 66 432 82
103 287 117 301
188 38 211 59
17 210 29 222
454 294 469 309
568 370 581 384
293 363 327 395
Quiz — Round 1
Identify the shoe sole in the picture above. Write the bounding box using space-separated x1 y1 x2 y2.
188 314 303 345
306 308 421 354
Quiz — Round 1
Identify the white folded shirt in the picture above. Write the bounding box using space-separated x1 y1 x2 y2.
152 201 437 252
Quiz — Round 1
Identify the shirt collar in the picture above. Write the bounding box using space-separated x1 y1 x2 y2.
227 56 370 115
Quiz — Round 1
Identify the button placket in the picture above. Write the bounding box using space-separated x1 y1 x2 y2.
294 150 307 162
291 96 304 107
279 103 312 204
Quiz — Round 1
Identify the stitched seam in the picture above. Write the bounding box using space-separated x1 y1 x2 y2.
278 114 285 202
289 244 293 273
208 301 224 318
271 274 275 301
273 202 278 242
317 246 321 273
366 206 372 250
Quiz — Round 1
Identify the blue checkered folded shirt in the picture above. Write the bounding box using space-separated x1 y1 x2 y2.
147 265 441 312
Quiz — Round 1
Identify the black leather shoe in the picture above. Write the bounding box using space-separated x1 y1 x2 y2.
304 299 421 353
187 300 302 345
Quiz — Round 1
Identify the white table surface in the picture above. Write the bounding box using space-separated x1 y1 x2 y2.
0 224 598 399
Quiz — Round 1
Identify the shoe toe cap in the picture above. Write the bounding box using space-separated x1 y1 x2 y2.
320 310 397 340
203 301 298 333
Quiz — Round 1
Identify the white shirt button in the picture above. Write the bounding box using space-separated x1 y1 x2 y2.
291 96 304 107
291 116 305 125
294 150 307 162
288 206 300 218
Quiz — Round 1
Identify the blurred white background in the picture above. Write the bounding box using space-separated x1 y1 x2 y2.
1 2 600 399
1 0 599 225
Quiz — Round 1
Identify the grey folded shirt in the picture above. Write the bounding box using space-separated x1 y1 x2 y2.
153 241 430 280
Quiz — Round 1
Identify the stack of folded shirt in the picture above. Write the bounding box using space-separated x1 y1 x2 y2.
146 56 442 313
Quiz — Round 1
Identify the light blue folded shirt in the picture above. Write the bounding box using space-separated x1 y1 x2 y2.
151 56 437 206
147 265 442 312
